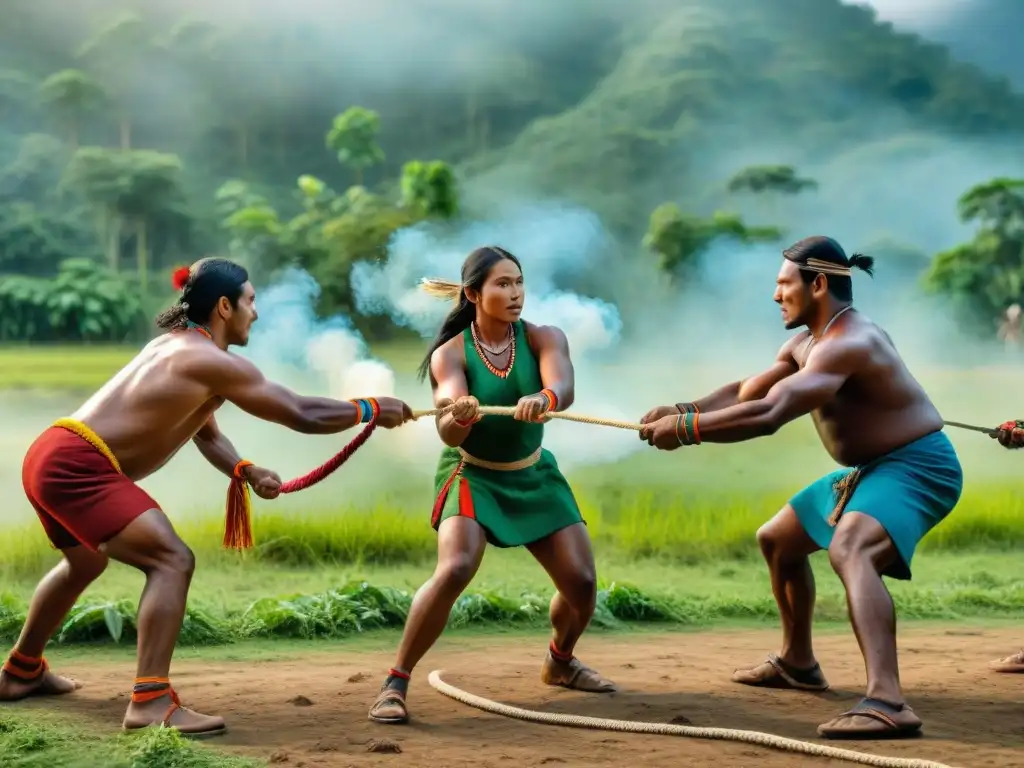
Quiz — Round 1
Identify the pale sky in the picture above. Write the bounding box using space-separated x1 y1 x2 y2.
854 0 973 28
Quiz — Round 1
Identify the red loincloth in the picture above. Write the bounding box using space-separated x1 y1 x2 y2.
21 423 160 551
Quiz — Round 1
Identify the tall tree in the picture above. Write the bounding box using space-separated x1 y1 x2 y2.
924 177 1024 324
61 147 129 271
115 150 185 294
325 107 385 187
37 69 106 149
76 10 153 149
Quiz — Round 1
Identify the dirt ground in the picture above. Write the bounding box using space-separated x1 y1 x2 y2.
11 626 1024 768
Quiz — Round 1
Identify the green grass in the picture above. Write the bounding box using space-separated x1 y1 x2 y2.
4 551 1024 648
4 479 1024 584
0 709 263 768
2 343 1023 648
0 345 138 391
0 342 425 392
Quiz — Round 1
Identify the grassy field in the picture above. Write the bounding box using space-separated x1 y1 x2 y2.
0 708 263 768
0 342 1022 645
0 345 1022 768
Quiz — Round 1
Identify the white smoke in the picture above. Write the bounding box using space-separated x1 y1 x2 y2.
244 267 397 399
351 201 647 470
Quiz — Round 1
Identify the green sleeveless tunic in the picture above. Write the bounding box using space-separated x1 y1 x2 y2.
430 320 584 547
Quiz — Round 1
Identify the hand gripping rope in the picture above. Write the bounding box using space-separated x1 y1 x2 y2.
221 402 1005 550
222 398 381 549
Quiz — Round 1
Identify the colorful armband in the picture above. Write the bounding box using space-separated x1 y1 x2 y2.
540 388 559 412
349 398 380 423
674 411 702 446
675 402 699 415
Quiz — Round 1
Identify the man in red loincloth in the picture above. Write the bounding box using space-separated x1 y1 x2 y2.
0 257 413 738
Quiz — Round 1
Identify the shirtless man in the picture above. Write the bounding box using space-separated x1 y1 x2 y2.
0 257 413 738
639 236 963 740
988 418 1024 673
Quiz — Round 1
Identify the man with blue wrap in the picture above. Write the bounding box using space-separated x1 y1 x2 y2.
639 236 963 741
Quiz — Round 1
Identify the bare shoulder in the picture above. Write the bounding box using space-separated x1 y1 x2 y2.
807 329 872 372
430 334 466 378
178 342 260 388
524 320 569 351
777 331 810 362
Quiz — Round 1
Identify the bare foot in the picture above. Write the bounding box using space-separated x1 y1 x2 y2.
122 691 227 739
0 667 80 701
541 653 617 693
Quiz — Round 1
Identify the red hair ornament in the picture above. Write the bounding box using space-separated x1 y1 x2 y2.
171 266 191 291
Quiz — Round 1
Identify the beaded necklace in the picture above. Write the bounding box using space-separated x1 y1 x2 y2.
470 321 515 379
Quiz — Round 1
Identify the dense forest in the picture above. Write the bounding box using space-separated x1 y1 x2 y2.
1 0 1023 343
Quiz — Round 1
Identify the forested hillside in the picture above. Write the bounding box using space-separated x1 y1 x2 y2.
1 0 1022 342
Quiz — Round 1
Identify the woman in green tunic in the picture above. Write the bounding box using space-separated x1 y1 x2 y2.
368 245 616 725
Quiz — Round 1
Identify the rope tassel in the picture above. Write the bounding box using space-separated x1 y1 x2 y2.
222 399 381 551
224 460 255 550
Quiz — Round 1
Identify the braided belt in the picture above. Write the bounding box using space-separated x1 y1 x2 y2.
457 446 542 471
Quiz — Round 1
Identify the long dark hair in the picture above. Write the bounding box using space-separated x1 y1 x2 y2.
417 245 522 382
154 257 250 330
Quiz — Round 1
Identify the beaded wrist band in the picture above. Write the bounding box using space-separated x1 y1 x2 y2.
350 398 379 423
675 402 699 415
674 411 702 446
540 388 558 412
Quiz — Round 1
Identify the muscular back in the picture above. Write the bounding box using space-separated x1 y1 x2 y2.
70 333 226 480
787 313 943 466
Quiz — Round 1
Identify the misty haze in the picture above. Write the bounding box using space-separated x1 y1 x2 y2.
1 1 1023 765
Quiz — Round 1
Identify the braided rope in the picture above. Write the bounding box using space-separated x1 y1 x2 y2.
277 416 379 494
427 671 955 768
413 405 643 431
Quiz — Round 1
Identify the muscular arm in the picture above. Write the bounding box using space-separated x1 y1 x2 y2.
194 353 361 434
193 414 252 479
693 337 865 443
430 343 474 448
530 324 574 410
683 336 802 413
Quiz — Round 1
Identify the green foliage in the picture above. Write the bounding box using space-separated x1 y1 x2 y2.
37 69 106 148
727 164 817 195
3 566 1024 648
326 107 385 186
0 709 262 768
61 146 185 287
924 178 1024 323
219 166 432 318
0 1 1022 337
400 160 459 219
0 259 141 342
643 203 782 277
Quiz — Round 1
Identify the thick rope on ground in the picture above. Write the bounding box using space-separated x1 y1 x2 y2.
426 670 956 768
413 405 643 431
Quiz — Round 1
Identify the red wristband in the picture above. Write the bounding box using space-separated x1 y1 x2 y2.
540 388 558 411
